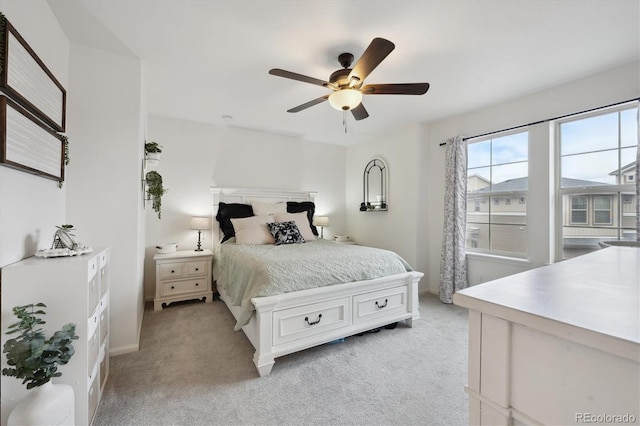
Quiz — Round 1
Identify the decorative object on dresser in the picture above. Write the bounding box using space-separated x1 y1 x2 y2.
210 187 422 377
1 248 111 426
154 249 214 311
2 303 78 425
312 216 329 238
36 225 92 258
190 216 212 251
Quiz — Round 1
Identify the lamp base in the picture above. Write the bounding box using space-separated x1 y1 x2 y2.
195 230 203 251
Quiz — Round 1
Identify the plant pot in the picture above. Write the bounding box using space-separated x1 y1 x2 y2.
8 381 75 425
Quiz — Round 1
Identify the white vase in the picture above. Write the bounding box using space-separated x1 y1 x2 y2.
8 381 75 426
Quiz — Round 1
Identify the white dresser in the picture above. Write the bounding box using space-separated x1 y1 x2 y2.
153 249 213 311
1 248 110 426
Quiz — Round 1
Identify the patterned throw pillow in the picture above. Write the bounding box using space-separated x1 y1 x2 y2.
267 221 305 245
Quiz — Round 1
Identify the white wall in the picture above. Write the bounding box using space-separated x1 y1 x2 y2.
421 61 640 293
65 43 146 355
345 124 422 276
143 115 346 300
0 1 69 267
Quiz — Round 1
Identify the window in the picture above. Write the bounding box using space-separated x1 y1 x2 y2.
570 196 587 224
558 103 638 259
466 130 528 257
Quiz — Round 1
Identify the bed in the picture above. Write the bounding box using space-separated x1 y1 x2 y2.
210 187 423 376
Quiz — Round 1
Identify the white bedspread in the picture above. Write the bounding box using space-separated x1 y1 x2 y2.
213 238 413 330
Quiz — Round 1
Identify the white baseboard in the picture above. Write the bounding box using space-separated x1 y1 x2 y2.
109 343 139 357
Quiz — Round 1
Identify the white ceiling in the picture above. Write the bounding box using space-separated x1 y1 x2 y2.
49 0 639 146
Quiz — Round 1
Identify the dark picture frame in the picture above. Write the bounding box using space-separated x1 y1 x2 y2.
0 18 66 132
0 96 65 181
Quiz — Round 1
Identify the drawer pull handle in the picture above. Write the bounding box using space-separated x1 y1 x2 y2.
195 283 199 286
375 299 388 309
171 286 175 290
171 270 175 273
304 314 323 326
195 268 199 271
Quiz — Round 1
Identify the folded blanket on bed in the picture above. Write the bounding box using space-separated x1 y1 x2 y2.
213 238 413 330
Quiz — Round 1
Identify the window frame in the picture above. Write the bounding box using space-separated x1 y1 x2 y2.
555 102 638 261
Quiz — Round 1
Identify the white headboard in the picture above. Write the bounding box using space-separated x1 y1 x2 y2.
210 187 316 206
209 187 317 242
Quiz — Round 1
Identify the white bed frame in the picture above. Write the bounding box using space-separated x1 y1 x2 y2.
210 187 423 377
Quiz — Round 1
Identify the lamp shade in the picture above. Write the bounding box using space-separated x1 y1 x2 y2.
328 89 363 111
313 216 329 227
190 216 211 230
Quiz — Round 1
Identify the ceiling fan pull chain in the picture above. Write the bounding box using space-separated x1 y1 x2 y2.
343 111 348 133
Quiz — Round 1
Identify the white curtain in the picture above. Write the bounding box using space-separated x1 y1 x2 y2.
439 135 468 303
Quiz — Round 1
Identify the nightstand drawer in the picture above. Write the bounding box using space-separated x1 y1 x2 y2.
161 278 206 296
353 286 408 324
273 297 351 346
184 260 207 276
159 263 185 279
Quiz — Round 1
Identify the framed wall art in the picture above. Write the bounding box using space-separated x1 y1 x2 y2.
0 96 64 181
0 18 66 132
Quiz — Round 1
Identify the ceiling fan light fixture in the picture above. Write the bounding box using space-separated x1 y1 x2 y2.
328 89 363 111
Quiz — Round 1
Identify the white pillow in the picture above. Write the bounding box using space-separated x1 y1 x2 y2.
273 212 316 241
230 215 275 245
251 200 287 216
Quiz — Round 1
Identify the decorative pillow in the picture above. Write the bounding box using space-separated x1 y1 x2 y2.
267 221 305 245
251 200 287 216
215 202 254 242
287 201 318 236
230 215 275 245
274 212 316 241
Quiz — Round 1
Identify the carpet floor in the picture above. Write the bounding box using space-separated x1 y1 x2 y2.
94 293 469 426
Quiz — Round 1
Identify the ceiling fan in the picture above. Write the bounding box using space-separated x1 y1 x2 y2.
269 37 430 121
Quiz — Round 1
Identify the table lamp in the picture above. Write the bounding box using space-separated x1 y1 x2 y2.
190 216 211 251
313 216 329 239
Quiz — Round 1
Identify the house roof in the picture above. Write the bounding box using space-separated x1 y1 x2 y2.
471 176 608 193
609 161 638 175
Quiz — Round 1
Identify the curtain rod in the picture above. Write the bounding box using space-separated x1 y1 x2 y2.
439 97 640 146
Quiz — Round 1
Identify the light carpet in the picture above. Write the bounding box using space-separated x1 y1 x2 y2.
94 293 469 425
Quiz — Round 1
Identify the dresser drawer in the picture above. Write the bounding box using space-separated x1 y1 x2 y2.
160 263 185 279
184 260 207 276
353 286 408 324
160 278 206 296
273 297 351 346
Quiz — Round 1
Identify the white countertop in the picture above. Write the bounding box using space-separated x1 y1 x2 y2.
454 247 639 354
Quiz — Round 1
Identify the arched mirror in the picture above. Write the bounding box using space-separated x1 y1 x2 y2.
360 158 388 211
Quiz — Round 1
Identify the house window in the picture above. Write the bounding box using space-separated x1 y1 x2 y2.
558 103 638 259
466 130 528 257
570 196 587 224
593 195 612 225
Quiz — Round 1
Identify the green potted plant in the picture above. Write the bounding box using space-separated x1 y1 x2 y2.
144 141 162 166
2 303 78 424
145 170 167 219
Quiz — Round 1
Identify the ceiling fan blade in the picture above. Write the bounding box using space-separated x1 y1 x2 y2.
351 103 369 121
269 68 329 87
361 83 430 95
287 95 330 113
348 38 395 83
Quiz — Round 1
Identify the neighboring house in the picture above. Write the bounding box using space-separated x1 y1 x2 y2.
467 169 638 254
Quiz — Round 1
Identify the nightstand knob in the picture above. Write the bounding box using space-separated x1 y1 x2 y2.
195 268 199 271
171 286 175 289
171 270 175 273
195 283 199 286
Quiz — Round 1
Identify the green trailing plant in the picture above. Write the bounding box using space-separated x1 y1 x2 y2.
146 170 167 219
2 303 78 389
145 141 163 154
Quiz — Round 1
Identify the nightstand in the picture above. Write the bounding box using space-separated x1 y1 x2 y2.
153 249 214 311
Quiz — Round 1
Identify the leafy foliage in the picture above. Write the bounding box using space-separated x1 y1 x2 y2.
2 304 78 389
146 170 167 219
145 141 163 153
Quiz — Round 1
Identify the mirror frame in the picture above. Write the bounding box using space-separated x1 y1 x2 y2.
360 158 388 211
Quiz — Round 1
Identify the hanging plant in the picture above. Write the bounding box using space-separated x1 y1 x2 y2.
144 141 162 154
2 303 78 389
145 170 167 219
